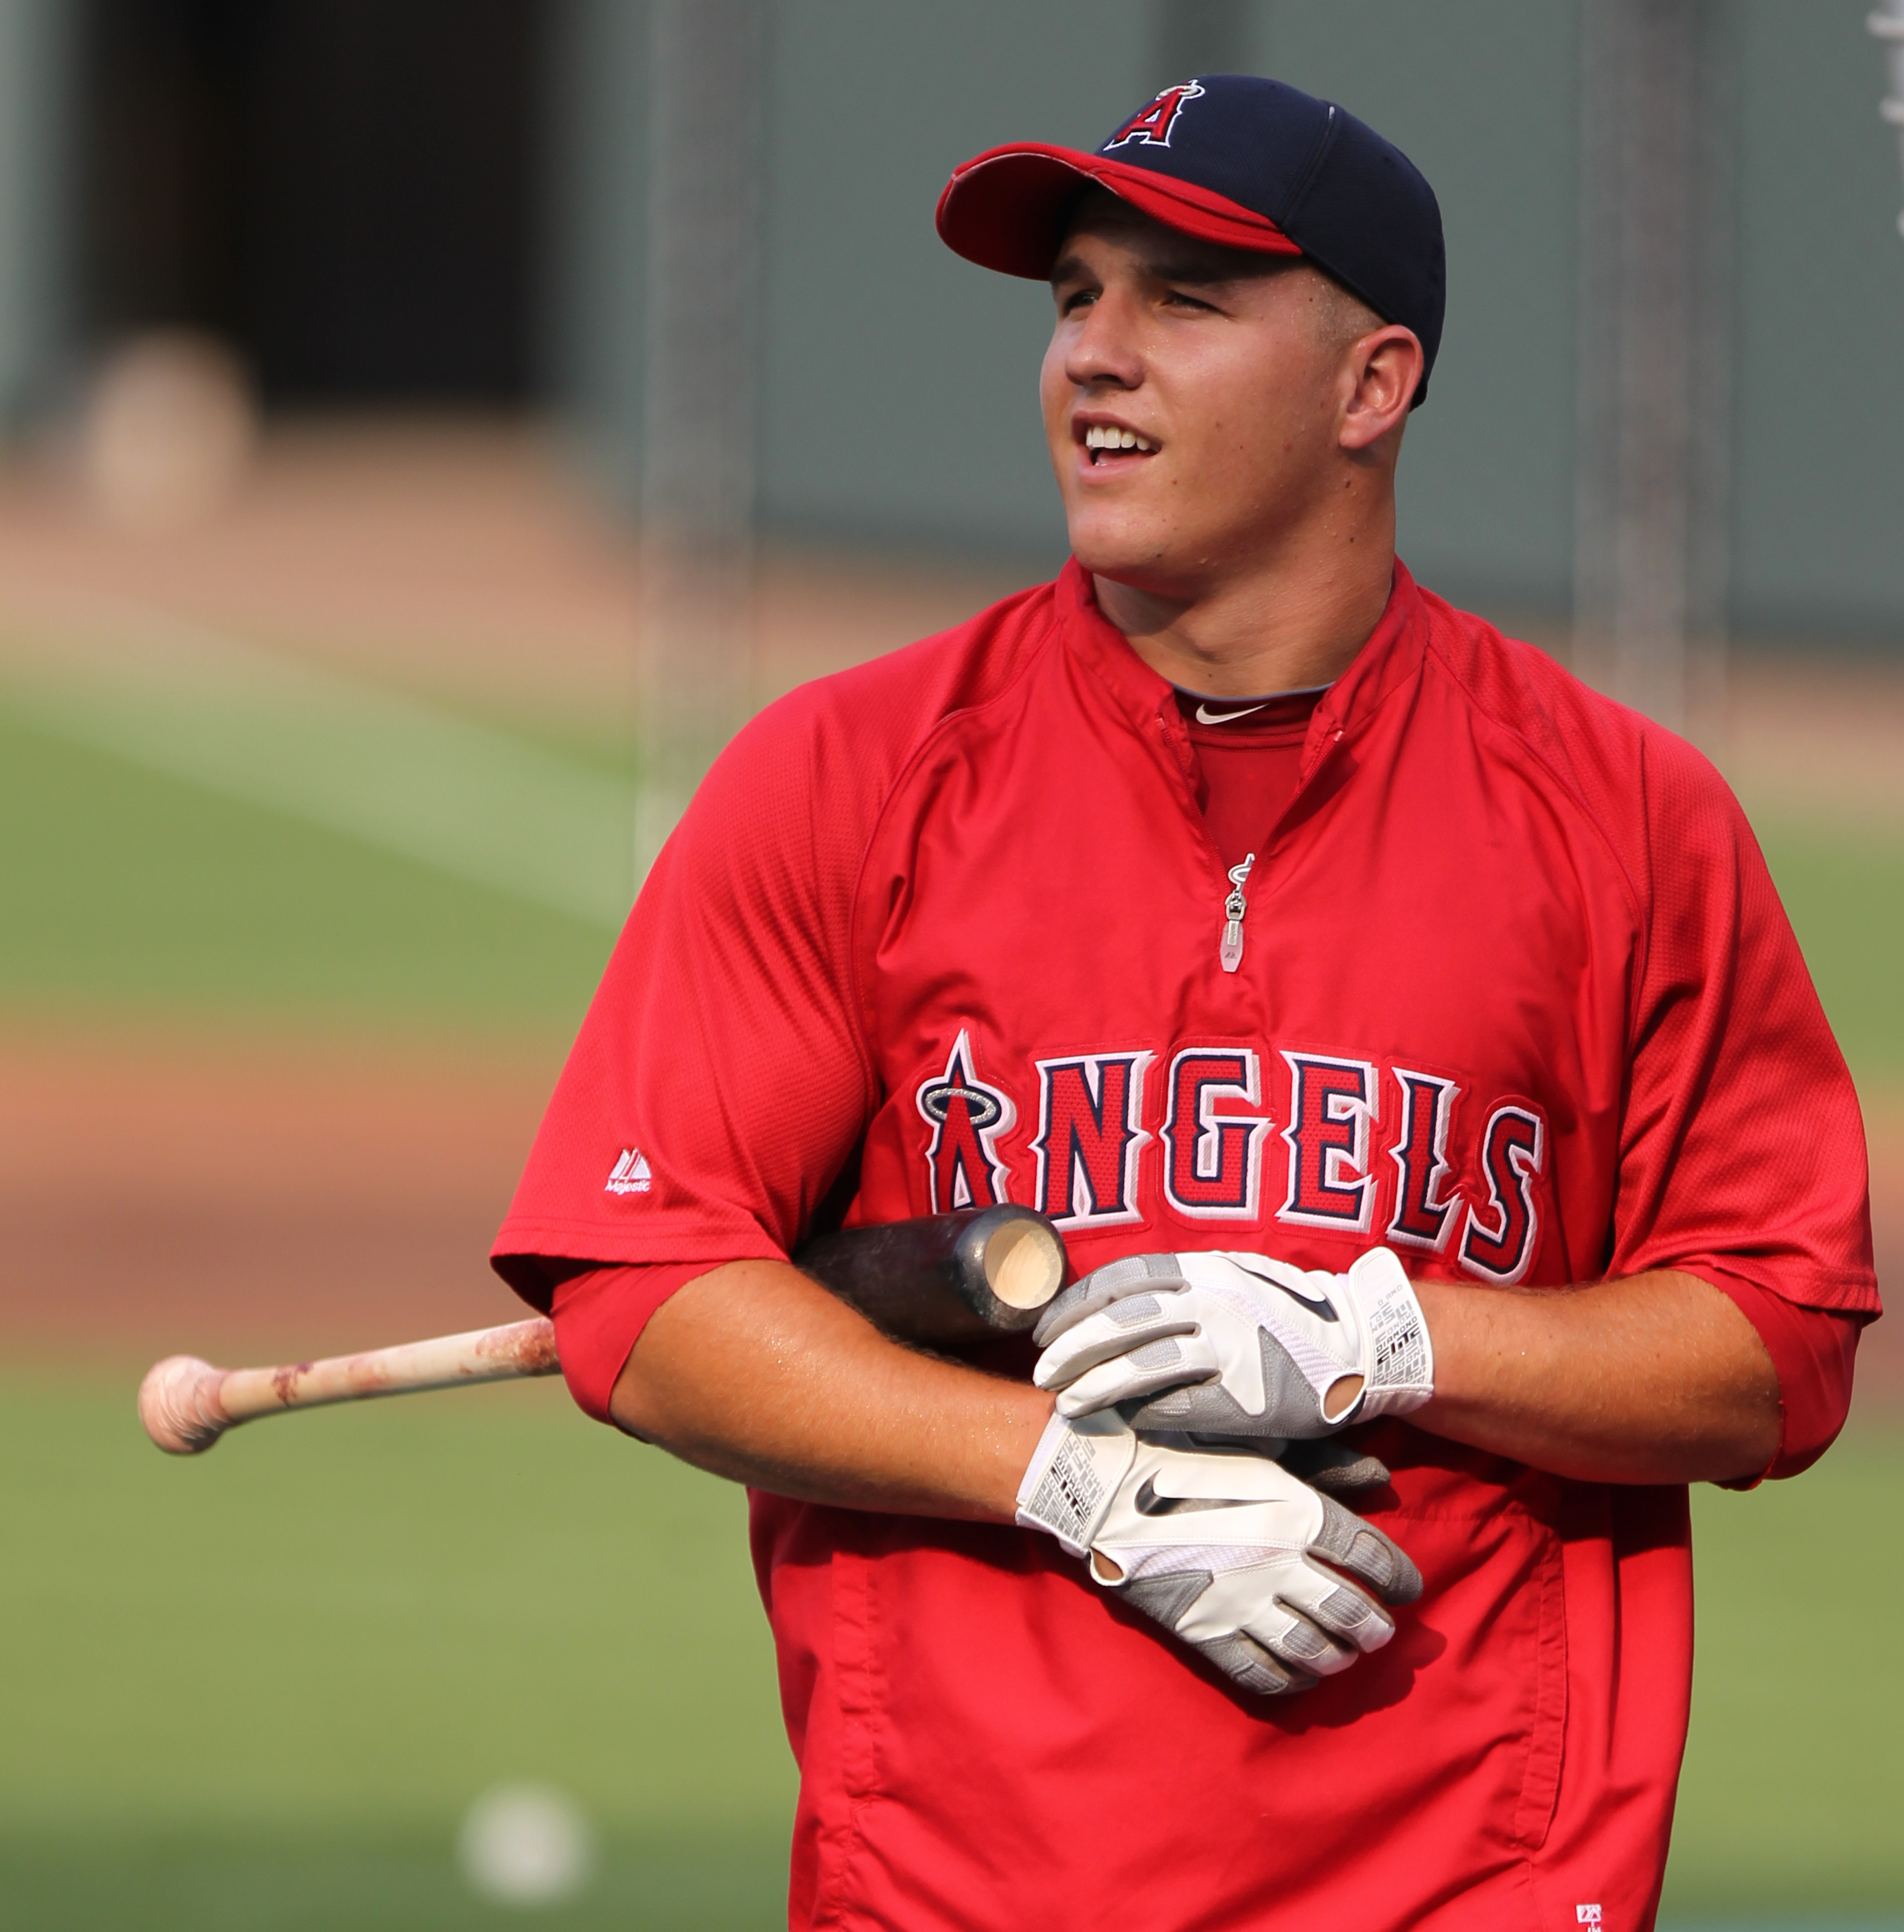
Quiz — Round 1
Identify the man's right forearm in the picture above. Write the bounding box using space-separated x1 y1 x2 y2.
608 1258 1054 1520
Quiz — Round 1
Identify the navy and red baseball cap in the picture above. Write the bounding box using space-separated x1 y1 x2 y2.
937 75 1445 401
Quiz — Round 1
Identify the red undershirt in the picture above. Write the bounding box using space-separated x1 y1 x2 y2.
535 680 1866 1482
1175 683 1326 871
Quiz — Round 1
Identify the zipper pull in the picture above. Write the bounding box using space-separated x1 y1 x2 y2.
1219 853 1255 974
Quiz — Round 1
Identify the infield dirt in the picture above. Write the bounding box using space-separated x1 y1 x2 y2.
0 1020 553 1369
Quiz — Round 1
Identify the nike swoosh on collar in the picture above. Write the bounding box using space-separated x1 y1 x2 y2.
1194 701 1271 725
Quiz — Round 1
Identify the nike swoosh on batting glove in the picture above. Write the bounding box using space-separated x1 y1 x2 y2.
1031 1246 1434 1440
1016 1410 1422 1695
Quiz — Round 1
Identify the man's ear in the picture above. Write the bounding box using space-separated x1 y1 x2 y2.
1340 326 1424 454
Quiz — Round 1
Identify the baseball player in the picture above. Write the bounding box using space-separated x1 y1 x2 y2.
495 77 1879 1931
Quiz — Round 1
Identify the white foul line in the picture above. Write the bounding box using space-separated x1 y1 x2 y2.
0 595 639 930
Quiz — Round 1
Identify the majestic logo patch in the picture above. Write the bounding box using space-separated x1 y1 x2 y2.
1460 1103 1546 1284
1103 80 1206 150
1031 1050 1153 1227
606 1147 652 1196
1162 1047 1270 1220
916 1029 1017 1212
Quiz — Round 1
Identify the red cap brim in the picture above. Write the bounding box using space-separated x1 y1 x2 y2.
936 143 1303 279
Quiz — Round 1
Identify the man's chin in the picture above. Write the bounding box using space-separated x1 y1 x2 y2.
1066 533 1197 604
1066 516 1178 581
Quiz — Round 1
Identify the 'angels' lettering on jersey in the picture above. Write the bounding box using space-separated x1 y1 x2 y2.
1280 1051 1380 1233
1161 1048 1271 1221
918 1036 1548 1286
915 1028 1016 1213
1387 1070 1462 1253
1460 1103 1547 1285
1031 1051 1153 1227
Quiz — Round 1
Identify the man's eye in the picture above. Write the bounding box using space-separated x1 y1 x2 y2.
1059 288 1097 314
1164 289 1216 312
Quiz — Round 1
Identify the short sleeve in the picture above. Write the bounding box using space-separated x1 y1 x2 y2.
549 1261 708 1422
1702 1276 1866 1484
490 691 880 1305
1609 737 1878 1320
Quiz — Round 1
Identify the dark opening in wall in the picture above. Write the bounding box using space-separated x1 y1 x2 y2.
75 0 551 403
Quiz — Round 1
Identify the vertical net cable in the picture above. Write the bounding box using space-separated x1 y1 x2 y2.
636 0 768 884
1572 0 1735 740
1873 3 1904 240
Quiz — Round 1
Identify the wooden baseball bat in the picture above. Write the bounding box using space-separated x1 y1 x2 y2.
138 1203 1066 1456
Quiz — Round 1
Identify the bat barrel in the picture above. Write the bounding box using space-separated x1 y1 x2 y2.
798 1204 1066 1343
955 1206 1066 1315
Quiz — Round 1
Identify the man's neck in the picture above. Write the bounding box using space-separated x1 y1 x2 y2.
1092 523 1397 700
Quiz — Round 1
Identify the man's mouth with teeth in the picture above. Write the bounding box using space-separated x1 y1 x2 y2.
1082 423 1158 462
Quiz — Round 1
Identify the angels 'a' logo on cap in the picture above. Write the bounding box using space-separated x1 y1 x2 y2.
1102 80 1206 152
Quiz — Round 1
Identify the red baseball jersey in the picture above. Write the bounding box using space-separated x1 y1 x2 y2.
496 560 1877 1932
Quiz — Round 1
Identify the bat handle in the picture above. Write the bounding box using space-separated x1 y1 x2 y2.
138 1353 236 1455
137 1319 561 1454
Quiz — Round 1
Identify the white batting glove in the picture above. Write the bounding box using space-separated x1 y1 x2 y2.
1032 1247 1434 1440
1016 1410 1421 1695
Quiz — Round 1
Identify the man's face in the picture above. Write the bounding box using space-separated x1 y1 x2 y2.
1040 195 1367 597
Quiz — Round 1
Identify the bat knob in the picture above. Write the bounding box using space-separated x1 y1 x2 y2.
138 1355 232 1454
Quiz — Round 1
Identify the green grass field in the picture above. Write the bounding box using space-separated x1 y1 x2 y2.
1756 820 1904 1083
1666 1438 1904 1921
0 705 612 1039
0 1375 795 1931
1 688 1899 1926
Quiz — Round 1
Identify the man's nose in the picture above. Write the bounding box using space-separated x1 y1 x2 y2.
1065 290 1145 390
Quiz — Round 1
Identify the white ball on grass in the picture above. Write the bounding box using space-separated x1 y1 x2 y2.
457 1783 597 1906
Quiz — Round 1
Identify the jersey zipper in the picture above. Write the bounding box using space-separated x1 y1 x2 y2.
1154 695 1347 979
1219 853 1255 973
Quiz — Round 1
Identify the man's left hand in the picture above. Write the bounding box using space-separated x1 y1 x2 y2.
1033 1246 1434 1440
